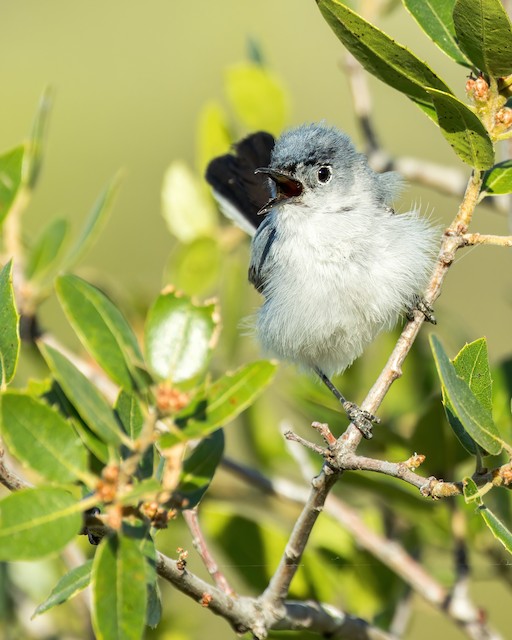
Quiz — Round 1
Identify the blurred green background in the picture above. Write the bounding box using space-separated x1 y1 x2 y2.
1 1 512 639
1 0 511 361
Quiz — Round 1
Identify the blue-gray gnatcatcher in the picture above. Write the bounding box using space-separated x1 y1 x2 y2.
206 123 438 438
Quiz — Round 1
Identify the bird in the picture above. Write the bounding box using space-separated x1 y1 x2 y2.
206 123 438 438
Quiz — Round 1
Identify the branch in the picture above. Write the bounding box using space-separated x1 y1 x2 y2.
343 54 508 212
155 551 396 639
222 457 502 640
462 233 512 247
182 508 235 596
0 448 32 492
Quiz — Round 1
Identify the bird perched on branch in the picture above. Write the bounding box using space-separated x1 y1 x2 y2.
206 123 438 438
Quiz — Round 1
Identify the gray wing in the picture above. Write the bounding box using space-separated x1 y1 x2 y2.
248 216 277 294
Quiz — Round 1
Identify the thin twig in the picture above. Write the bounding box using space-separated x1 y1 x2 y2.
155 551 396 639
260 465 340 605
221 457 501 640
182 508 235 596
0 449 32 492
462 233 512 247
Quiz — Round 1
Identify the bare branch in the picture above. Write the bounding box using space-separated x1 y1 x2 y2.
155 550 396 639
0 448 32 492
462 233 512 247
182 508 235 596
222 457 502 640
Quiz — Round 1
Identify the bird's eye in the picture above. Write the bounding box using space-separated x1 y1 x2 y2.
317 165 332 184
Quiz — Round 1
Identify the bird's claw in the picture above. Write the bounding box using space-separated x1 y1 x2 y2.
342 401 379 439
407 295 436 325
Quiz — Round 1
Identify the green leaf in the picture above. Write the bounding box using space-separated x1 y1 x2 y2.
317 0 453 119
56 274 144 390
72 418 110 464
160 360 277 446
161 160 217 243
176 429 224 508
481 160 512 195
0 488 82 560
24 86 53 190
464 477 512 555
0 260 20 387
453 338 492 412
196 101 231 176
92 535 147 640
453 0 512 77
403 0 470 66
62 174 121 270
39 342 125 446
144 289 219 385
0 145 24 226
430 335 502 455
167 237 223 297
225 61 289 135
444 338 493 455
25 218 69 282
427 88 494 169
33 560 93 617
115 391 154 479
115 390 144 440
0 392 89 484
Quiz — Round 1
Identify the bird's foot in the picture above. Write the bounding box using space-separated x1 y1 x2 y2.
407 295 436 325
342 401 380 439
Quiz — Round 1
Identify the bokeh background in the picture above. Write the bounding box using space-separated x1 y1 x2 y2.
1 1 511 639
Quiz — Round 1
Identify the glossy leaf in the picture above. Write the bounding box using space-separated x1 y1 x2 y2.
317 0 453 119
160 360 277 446
481 160 512 195
464 477 512 555
161 160 217 243
33 560 93 617
444 338 493 454
115 391 154 478
0 260 20 386
225 61 289 135
430 335 502 455
92 535 147 640
176 429 224 508
0 392 89 484
428 88 494 169
62 174 121 270
25 218 69 282
72 418 110 464
144 289 219 385
24 87 52 189
115 390 144 440
453 0 512 76
0 488 82 560
39 343 125 446
56 274 144 390
453 338 492 412
0 145 24 226
403 0 469 66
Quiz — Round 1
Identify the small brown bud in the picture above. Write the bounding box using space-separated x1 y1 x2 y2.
404 452 426 471
474 76 490 101
465 77 476 96
106 504 123 530
201 593 213 607
495 107 512 128
156 383 190 413
176 547 188 571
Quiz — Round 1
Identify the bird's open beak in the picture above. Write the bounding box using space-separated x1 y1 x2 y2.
255 167 303 215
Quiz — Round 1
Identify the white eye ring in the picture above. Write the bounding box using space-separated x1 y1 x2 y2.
317 165 332 184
